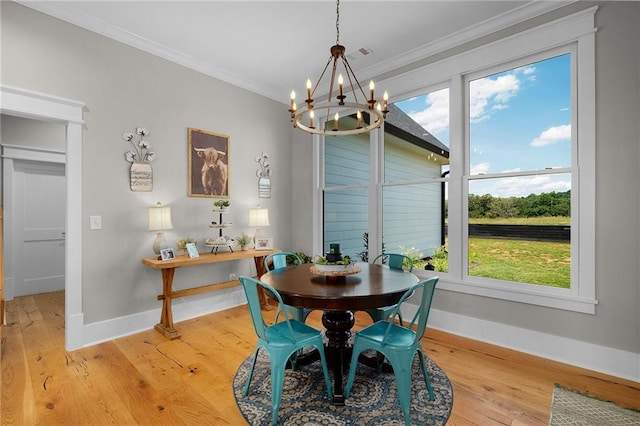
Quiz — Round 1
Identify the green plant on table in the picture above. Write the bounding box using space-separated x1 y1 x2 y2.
213 200 230 209
314 255 352 265
177 237 197 251
236 233 252 247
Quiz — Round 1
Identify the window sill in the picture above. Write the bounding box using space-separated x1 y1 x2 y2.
413 269 597 314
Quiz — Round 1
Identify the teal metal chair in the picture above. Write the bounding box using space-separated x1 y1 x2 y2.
367 253 415 324
345 277 439 426
239 276 333 425
264 252 313 322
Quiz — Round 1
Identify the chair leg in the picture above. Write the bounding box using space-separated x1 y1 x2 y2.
243 348 260 397
391 360 413 426
417 350 434 400
270 360 286 426
344 342 363 398
315 342 334 399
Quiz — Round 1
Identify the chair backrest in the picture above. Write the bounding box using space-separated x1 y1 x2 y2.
372 253 414 272
264 252 303 272
385 277 438 343
239 276 295 340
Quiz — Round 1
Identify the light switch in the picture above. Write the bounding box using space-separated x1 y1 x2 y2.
90 215 102 230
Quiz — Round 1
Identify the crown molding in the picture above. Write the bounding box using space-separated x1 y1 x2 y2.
17 1 575 104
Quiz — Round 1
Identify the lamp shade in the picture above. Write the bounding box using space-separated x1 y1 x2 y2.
148 202 173 231
248 207 270 228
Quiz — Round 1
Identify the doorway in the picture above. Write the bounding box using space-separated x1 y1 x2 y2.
6 157 66 298
1 85 85 350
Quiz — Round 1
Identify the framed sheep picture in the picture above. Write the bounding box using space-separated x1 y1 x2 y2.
188 128 230 198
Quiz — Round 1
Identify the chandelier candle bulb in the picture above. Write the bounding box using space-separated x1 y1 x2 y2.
357 110 363 128
334 112 339 130
310 110 315 128
369 81 375 101
290 90 296 109
306 79 312 101
338 74 344 96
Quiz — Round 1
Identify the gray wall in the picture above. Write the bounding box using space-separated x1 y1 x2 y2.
291 2 640 355
1 2 294 324
2 2 638 358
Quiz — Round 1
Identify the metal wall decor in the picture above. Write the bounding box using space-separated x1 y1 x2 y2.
256 152 272 198
122 126 156 192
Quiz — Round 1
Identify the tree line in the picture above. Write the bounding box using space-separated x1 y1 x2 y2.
464 191 571 218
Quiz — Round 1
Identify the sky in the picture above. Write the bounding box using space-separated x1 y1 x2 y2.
395 53 572 198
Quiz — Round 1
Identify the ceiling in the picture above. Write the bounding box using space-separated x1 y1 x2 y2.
19 1 571 104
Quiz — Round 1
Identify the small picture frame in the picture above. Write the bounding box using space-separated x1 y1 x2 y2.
255 236 273 251
160 247 176 261
186 242 199 259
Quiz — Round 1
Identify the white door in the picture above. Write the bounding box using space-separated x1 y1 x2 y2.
13 160 66 296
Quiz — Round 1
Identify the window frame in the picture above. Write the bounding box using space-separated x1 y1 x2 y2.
314 7 597 314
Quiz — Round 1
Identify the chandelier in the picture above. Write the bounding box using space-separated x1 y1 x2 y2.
288 0 388 136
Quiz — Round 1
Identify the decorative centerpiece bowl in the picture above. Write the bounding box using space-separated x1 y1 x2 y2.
311 254 360 276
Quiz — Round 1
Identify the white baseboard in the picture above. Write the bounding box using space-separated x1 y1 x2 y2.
413 306 639 383
78 287 246 348
74 290 639 383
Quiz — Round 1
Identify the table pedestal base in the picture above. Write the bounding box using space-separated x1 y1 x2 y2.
322 310 354 405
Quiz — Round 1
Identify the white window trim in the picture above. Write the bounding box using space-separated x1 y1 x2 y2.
315 7 598 314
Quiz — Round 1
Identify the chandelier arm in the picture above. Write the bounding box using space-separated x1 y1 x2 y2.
341 57 369 105
312 56 335 98
341 59 363 105
327 57 340 103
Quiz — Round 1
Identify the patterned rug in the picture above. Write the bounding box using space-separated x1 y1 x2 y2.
233 350 453 425
549 384 640 425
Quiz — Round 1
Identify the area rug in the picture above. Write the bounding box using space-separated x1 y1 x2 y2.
233 350 453 425
549 384 640 425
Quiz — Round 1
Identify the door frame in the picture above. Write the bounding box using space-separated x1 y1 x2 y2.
1 85 85 350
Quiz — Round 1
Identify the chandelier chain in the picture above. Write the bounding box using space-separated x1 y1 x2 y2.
335 0 340 45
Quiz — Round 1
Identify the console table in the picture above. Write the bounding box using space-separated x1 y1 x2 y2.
141 248 278 339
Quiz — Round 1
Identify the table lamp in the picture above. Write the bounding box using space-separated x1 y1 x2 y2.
248 205 270 241
148 202 173 255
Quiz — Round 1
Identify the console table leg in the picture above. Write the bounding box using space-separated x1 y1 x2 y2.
155 268 180 339
254 255 274 310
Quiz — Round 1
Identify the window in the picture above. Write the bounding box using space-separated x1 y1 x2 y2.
317 8 596 313
465 53 572 288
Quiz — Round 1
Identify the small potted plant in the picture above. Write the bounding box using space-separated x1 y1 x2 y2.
176 237 197 255
237 233 252 251
213 200 230 212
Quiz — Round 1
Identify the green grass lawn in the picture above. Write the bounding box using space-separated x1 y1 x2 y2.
430 217 571 288
468 237 571 288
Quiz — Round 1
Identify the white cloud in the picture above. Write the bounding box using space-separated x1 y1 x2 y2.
470 174 571 198
470 162 491 175
408 88 449 136
531 124 571 147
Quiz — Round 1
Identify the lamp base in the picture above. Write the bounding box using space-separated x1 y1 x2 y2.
152 231 166 255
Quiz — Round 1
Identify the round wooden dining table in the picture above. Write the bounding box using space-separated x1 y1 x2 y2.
260 262 419 404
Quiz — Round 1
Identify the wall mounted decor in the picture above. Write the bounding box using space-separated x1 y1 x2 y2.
256 152 272 198
188 128 230 198
122 126 156 192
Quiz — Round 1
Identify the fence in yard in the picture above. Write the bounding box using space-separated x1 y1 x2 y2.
445 224 570 242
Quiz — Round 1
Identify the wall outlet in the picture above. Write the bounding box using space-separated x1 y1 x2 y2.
229 273 238 281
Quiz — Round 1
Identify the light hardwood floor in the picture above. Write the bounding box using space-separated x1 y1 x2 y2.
2 291 639 425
